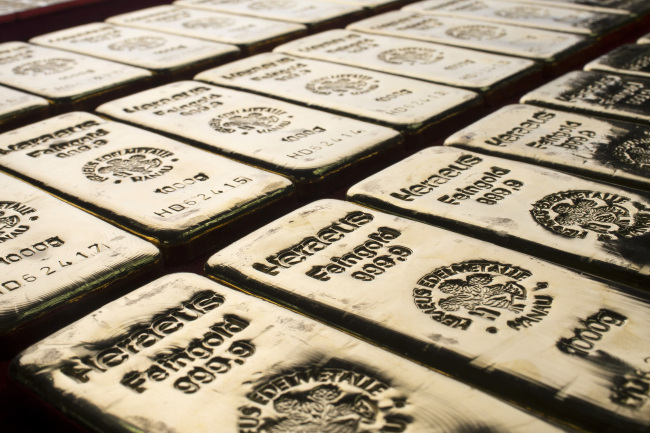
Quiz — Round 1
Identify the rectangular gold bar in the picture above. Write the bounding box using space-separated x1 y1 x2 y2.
274 29 541 105
195 53 483 145
347 11 592 74
0 42 151 110
107 5 307 56
0 172 160 349
30 23 240 79
0 85 50 132
445 103 650 191
347 146 650 289
404 0 632 37
585 43 650 79
96 80 403 195
0 112 294 259
205 199 650 432
12 272 563 433
521 70 650 125
173 0 366 31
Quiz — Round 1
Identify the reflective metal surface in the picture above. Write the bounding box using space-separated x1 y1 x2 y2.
12 273 562 433
585 43 650 79
0 85 50 130
206 199 650 432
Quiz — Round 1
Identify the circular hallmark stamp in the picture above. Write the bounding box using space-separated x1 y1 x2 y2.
183 17 236 29
13 58 76 76
209 107 292 134
495 6 549 19
0 201 38 244
82 147 177 184
109 36 167 52
530 190 650 240
612 136 650 174
306 74 380 96
377 47 444 65
238 365 411 433
445 25 507 41
413 260 553 333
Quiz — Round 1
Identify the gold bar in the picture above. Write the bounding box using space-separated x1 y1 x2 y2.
96 80 403 195
173 0 366 31
0 112 294 259
0 42 151 110
107 5 307 56
404 0 632 37
0 172 160 345
445 103 650 191
0 85 51 132
347 11 592 74
275 29 541 105
206 199 650 432
30 23 240 78
12 273 563 433
521 70 650 125
195 53 483 145
346 146 650 289
585 43 650 79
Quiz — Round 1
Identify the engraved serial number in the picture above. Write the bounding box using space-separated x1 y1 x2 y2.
286 128 366 160
0 242 111 294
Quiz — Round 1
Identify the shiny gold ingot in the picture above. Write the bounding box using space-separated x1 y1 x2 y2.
0 42 151 107
521 70 650 125
0 172 160 338
346 146 650 289
12 272 563 433
585 44 650 79
0 112 294 257
173 0 365 30
30 22 240 76
206 199 650 432
0 85 50 132
347 11 591 73
445 104 650 191
275 29 540 104
107 5 307 56
404 0 631 36
96 80 403 193
195 53 482 143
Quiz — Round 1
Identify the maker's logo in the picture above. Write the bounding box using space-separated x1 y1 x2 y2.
306 74 379 96
209 107 292 134
378 47 443 65
0 201 38 244
13 58 76 75
495 6 550 19
445 25 506 41
612 136 650 174
82 147 177 184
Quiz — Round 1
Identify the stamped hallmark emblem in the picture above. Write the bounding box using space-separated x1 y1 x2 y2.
82 147 177 184
612 135 650 174
209 107 292 134
530 190 650 240
0 201 38 244
377 47 444 65
445 25 507 41
238 364 412 433
12 58 76 75
109 36 166 51
306 74 380 96
413 260 553 333
183 17 236 29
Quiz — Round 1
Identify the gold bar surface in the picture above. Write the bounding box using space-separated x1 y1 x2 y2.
347 11 591 71
206 199 650 432
0 42 151 107
195 53 482 141
445 103 650 191
0 112 294 257
107 5 307 56
585 44 650 79
30 22 240 76
404 0 631 37
0 85 50 132
521 70 650 125
96 80 403 193
347 146 650 289
12 272 563 433
173 0 365 31
274 29 539 104
495 0 648 14
0 172 160 338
